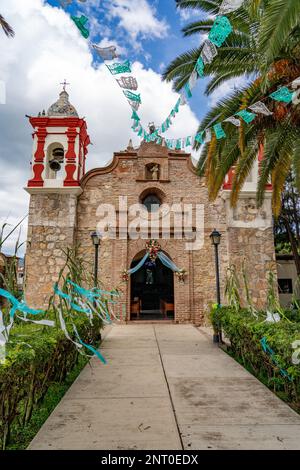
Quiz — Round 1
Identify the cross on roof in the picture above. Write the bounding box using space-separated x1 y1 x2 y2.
60 79 70 92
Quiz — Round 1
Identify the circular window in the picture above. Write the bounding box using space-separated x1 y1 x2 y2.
142 194 161 212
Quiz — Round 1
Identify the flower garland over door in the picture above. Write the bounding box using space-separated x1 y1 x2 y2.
122 240 186 283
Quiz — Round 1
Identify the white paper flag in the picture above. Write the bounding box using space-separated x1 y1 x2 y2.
180 90 187 105
201 40 218 65
219 0 244 15
189 70 198 90
117 76 138 90
249 101 273 116
224 116 241 127
292 76 300 89
205 128 212 143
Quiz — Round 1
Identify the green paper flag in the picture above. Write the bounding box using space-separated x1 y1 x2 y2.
270 87 294 103
184 82 192 99
213 123 226 139
196 57 205 77
131 110 140 121
107 60 131 75
236 109 256 124
185 136 192 147
195 131 204 144
71 15 90 39
123 90 141 103
209 16 233 47
174 99 180 113
176 139 182 150
138 127 143 137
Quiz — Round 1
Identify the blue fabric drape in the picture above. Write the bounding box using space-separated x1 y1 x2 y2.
157 252 181 272
128 253 149 275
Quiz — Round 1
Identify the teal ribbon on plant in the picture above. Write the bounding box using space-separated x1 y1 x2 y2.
71 15 90 39
213 122 226 139
270 86 294 103
236 109 257 124
54 284 91 314
107 60 131 75
260 337 293 382
123 90 141 103
209 16 233 47
0 288 44 318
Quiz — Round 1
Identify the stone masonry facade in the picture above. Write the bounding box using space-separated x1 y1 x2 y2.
25 141 276 325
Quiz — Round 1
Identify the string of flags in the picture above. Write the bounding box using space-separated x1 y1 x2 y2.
155 79 300 150
59 0 246 142
129 0 245 140
60 0 300 151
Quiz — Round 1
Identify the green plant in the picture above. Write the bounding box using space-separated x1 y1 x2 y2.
224 264 241 311
211 306 300 411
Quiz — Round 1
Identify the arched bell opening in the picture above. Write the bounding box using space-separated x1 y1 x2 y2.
130 249 174 321
45 143 65 180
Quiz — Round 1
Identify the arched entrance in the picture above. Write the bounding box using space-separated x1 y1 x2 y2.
130 250 174 321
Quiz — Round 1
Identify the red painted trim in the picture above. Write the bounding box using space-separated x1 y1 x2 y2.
27 127 47 187
64 127 78 186
27 116 91 187
223 167 235 190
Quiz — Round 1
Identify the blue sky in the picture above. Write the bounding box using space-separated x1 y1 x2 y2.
45 0 210 122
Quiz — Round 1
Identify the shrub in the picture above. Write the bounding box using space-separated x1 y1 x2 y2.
211 307 300 411
0 313 102 449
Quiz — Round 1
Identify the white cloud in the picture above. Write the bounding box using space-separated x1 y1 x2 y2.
208 76 249 107
106 0 169 44
0 0 198 254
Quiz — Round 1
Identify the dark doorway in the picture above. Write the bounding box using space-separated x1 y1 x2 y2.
130 253 174 321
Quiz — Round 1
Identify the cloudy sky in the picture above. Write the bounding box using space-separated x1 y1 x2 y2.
0 0 241 254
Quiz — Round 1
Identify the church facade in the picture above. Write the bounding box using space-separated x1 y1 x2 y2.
24 90 276 325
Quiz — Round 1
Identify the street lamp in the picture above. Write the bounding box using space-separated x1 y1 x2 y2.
210 229 222 344
91 231 102 288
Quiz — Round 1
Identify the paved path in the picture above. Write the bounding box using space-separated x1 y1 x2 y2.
29 325 300 450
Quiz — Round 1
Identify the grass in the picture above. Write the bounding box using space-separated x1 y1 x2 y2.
6 355 89 450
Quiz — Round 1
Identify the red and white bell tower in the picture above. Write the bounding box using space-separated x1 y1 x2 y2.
24 86 91 308
26 84 90 192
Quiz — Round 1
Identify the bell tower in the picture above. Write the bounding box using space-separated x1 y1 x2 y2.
25 85 90 308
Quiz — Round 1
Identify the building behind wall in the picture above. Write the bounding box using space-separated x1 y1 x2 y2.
24 89 277 324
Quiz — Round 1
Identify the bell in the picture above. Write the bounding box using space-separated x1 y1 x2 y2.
49 159 62 172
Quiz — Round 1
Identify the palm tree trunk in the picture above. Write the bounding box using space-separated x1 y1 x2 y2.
282 215 300 276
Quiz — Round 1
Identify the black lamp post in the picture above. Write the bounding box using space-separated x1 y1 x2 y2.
91 231 102 288
210 229 222 343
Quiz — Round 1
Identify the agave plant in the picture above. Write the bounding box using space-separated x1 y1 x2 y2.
0 14 14 37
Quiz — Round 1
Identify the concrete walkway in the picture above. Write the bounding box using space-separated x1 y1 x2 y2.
29 325 300 450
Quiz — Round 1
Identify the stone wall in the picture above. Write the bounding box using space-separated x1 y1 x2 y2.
24 142 276 322
223 193 276 310
75 143 229 325
25 192 78 308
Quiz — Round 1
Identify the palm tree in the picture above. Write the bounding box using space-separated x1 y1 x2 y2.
0 14 14 37
164 0 300 216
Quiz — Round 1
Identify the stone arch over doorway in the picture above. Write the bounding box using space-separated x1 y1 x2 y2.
130 249 174 321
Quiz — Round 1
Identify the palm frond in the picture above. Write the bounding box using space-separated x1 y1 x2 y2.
0 14 14 37
259 0 300 65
